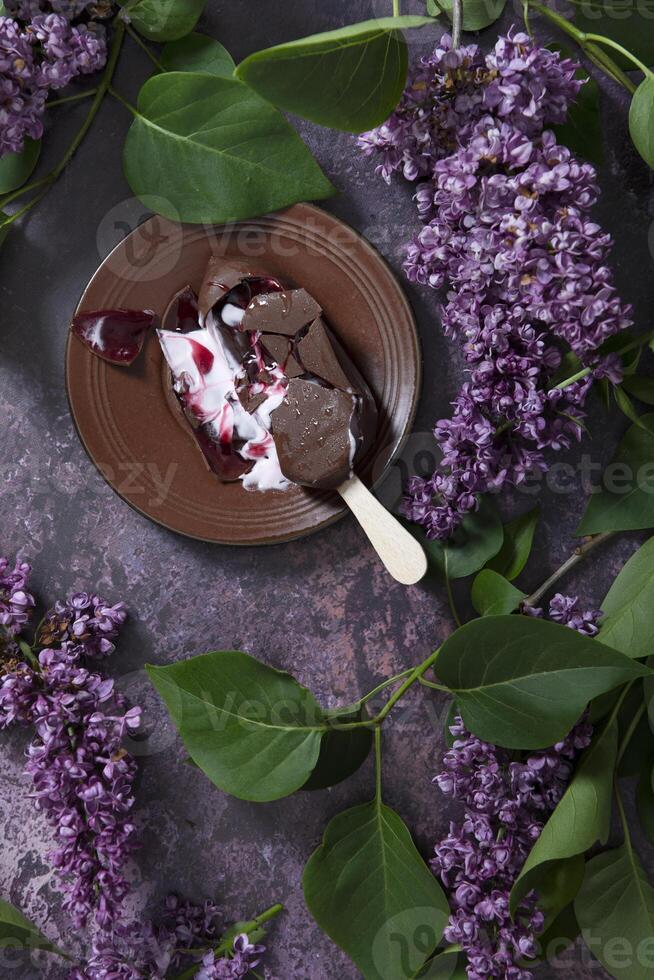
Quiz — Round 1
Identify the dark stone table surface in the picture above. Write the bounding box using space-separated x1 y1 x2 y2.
1 2 653 978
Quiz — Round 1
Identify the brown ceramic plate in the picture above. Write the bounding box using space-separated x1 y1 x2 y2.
65 204 420 545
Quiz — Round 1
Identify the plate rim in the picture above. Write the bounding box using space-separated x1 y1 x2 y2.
65 203 422 546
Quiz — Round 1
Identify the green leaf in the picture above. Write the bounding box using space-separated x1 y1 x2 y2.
599 536 654 658
417 950 469 978
532 856 587 931
123 73 335 224
0 138 41 194
436 616 650 749
122 0 206 41
487 506 539 581
235 17 433 133
427 0 507 30
572 0 654 70
303 800 450 980
425 496 504 580
615 385 649 431
554 64 602 166
622 376 654 405
630 76 654 170
161 32 235 75
471 569 526 617
577 414 654 534
147 650 330 802
302 706 373 791
616 685 653 776
0 899 65 956
576 845 654 980
533 904 580 962
637 763 654 842
511 717 618 914
619 713 653 776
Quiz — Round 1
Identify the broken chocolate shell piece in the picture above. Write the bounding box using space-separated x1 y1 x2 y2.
260 334 290 367
198 257 259 323
261 334 304 379
241 288 322 336
296 317 356 393
271 378 358 490
71 308 158 366
163 286 201 335
193 425 253 482
237 388 268 415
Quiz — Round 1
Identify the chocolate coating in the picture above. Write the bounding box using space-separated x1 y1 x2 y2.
198 257 257 322
261 334 291 368
272 379 357 489
242 289 322 336
296 317 356 392
237 388 267 415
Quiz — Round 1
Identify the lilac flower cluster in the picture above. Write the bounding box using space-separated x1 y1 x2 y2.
0 8 107 157
0 556 34 648
359 31 631 539
432 598 601 979
70 895 266 980
525 591 603 637
5 1 109 18
0 569 140 930
0 554 274 978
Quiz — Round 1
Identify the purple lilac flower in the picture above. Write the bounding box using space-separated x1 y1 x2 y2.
5 1 109 22
38 590 127 658
0 10 107 157
524 591 603 637
196 934 266 979
69 896 265 980
433 714 593 979
0 586 140 930
359 30 631 540
432 599 600 979
0 556 35 642
0 16 46 156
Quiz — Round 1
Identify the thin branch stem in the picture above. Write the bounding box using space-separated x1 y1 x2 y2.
530 2 640 95
3 184 52 225
523 0 533 37
451 0 463 48
374 726 383 802
109 85 139 116
418 676 450 692
523 532 614 608
554 332 654 392
0 174 52 210
375 647 442 724
126 23 166 72
585 33 652 78
445 574 462 628
358 668 416 705
585 41 638 93
46 88 98 109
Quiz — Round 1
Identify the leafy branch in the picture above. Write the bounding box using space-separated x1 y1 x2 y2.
527 2 654 167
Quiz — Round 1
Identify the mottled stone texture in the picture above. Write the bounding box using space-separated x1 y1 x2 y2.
1 2 653 978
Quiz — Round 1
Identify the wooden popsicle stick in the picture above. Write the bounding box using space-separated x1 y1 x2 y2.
337 474 428 585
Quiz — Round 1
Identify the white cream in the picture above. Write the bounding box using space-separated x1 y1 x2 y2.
158 322 290 492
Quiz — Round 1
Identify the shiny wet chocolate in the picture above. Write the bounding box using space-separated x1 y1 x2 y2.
242 288 322 336
272 380 357 488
